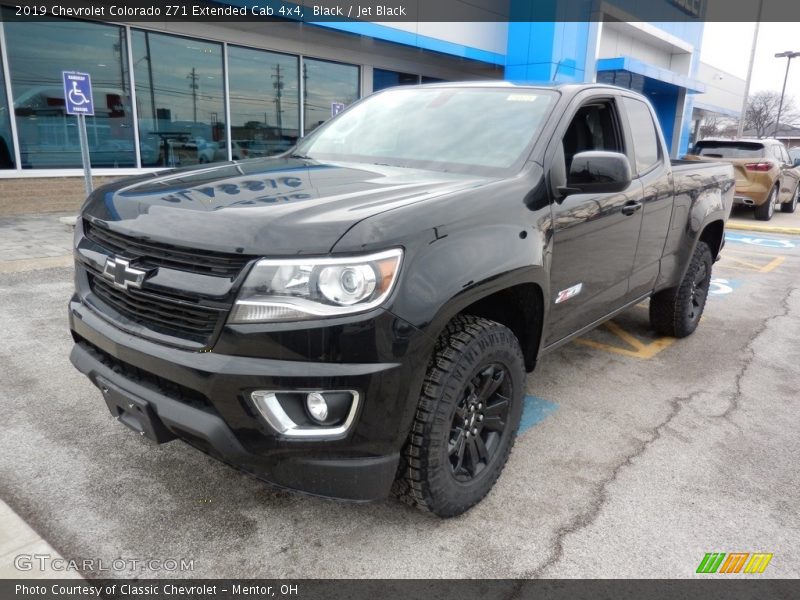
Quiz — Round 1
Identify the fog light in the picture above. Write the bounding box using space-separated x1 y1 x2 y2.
306 392 329 422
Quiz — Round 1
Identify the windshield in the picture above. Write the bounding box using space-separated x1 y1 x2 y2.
294 87 558 174
693 141 765 158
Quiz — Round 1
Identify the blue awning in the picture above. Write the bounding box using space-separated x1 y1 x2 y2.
596 57 706 94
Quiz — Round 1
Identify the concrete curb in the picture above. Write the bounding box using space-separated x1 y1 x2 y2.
726 221 800 235
0 499 83 579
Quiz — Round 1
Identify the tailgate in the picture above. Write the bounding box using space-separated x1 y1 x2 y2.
684 155 758 186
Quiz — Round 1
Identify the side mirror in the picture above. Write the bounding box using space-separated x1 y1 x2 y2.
792 157 800 167
560 151 633 196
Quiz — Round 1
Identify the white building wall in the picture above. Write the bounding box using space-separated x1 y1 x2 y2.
694 62 745 115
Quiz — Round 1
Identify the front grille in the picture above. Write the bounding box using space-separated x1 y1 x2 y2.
88 272 222 344
76 336 218 415
84 219 253 278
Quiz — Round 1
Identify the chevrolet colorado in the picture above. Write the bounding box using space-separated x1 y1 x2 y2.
69 83 734 516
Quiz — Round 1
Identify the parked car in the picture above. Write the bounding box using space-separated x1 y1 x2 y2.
686 138 800 220
69 83 734 517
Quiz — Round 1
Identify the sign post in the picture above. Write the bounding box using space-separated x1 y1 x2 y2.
62 71 95 196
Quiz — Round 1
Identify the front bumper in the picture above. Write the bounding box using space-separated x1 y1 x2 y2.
68 295 431 501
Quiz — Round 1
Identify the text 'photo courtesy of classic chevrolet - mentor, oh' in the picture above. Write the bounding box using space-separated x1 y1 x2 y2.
68 83 734 517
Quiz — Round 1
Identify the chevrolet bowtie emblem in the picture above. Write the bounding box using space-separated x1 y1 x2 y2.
102 257 150 290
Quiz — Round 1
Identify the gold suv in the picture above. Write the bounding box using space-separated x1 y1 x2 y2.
686 138 800 220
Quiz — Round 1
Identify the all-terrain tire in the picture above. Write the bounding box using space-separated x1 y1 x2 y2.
392 315 525 517
755 185 778 221
649 241 713 338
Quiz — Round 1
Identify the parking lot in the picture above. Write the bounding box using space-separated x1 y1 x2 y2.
0 211 798 579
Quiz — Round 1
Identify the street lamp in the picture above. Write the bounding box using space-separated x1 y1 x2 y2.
773 51 800 137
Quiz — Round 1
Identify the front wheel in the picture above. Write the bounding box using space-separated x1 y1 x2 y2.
393 315 525 517
781 185 798 213
649 241 713 338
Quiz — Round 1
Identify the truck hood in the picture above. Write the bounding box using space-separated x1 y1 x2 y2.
82 157 492 255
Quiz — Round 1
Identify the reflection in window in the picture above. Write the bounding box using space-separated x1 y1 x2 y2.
3 15 133 169
131 30 224 167
373 68 418 92
303 58 359 135
228 46 299 160
622 97 660 173
0 45 13 168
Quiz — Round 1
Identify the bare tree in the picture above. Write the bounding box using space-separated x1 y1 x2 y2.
698 114 736 139
744 90 799 137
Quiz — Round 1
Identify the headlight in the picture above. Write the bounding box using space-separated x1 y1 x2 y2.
228 248 403 323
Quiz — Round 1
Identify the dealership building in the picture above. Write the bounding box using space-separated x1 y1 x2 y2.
0 1 730 214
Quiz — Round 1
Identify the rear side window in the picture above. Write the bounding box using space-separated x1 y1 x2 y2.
622 97 661 174
693 141 765 159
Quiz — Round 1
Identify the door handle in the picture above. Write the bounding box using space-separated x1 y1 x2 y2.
621 201 643 216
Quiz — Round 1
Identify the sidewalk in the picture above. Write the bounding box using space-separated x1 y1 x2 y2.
0 500 82 579
0 213 75 273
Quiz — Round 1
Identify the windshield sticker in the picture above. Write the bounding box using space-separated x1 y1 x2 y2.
507 94 539 102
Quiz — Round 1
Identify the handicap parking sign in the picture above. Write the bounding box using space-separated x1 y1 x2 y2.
62 71 94 116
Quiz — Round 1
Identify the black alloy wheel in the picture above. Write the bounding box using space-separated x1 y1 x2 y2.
449 363 511 482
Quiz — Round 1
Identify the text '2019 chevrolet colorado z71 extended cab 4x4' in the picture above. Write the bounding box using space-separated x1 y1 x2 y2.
69 83 734 517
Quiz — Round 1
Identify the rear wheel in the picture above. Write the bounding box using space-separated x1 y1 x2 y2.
754 185 778 221
393 315 525 517
649 241 713 338
781 184 798 213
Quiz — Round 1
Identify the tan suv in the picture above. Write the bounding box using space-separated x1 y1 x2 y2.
686 138 800 220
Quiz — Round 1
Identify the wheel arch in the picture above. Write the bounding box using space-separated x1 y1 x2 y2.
456 282 544 373
699 219 725 260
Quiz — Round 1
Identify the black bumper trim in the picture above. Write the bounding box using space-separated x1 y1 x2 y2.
70 342 399 501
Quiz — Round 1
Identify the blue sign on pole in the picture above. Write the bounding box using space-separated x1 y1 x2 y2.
62 71 94 116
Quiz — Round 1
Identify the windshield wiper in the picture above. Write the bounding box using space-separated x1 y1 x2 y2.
289 152 310 159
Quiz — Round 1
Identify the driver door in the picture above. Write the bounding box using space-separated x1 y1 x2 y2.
544 95 644 347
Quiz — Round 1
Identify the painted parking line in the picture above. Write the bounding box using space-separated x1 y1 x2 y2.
718 250 786 273
575 320 676 359
726 221 800 235
519 395 558 434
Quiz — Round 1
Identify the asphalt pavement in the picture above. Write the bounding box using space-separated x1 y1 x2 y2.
0 213 798 579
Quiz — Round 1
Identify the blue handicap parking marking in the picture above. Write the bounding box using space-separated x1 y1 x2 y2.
519 395 558 434
725 232 796 250
709 277 741 297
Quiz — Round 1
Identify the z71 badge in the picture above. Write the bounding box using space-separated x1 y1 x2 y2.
555 283 583 304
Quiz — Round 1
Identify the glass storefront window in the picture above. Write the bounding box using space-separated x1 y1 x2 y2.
131 30 224 167
3 15 133 169
373 68 418 92
303 58 359 135
228 46 299 160
0 44 14 168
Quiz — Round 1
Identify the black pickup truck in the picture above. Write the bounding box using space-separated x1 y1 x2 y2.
69 83 734 517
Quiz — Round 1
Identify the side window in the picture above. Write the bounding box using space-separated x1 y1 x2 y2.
622 97 661 174
562 100 623 173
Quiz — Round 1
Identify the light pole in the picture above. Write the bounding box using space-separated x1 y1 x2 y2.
737 3 763 138
773 51 800 137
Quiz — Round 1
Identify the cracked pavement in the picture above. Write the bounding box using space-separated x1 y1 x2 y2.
0 229 798 579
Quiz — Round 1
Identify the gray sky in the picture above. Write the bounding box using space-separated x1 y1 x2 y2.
701 23 800 101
